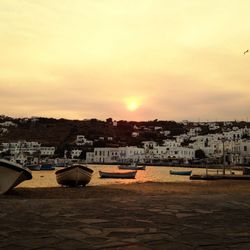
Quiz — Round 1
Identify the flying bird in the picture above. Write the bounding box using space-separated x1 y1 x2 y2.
244 49 249 55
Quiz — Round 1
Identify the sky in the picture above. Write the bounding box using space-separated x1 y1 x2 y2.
0 0 250 121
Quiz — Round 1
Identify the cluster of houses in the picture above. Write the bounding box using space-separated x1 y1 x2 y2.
1 124 250 166
0 141 55 165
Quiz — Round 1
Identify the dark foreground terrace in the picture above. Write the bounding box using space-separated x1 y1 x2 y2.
1 181 250 250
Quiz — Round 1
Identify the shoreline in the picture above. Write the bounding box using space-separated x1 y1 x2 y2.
87 162 246 170
2 180 250 200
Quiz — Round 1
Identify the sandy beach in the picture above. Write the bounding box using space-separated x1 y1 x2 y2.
1 172 250 250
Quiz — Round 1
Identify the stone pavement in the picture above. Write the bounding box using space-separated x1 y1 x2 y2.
1 186 250 249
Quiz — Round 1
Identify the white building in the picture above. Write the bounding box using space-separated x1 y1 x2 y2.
223 129 244 141
162 139 180 148
142 141 158 149
131 132 139 137
76 135 93 146
86 152 95 163
165 147 195 160
93 147 119 163
119 146 145 163
231 140 250 164
1 141 41 155
40 147 56 156
70 149 82 159
187 127 202 136
0 121 17 127
163 130 171 136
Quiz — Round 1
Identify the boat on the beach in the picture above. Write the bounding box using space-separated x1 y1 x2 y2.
40 164 55 171
99 170 137 179
118 163 146 170
170 170 192 176
55 164 94 187
0 159 32 194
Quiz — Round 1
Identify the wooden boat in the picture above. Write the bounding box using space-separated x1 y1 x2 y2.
55 164 93 187
170 170 192 176
118 163 146 170
40 164 55 171
0 159 32 194
99 170 137 179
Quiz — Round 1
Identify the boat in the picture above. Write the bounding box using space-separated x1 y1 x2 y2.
0 159 32 194
55 164 94 187
26 164 41 171
170 170 192 176
40 164 55 171
118 163 146 170
99 170 137 179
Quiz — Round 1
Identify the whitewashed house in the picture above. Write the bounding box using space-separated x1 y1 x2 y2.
119 146 145 163
70 149 82 159
165 147 195 160
76 135 93 146
0 121 17 127
142 141 158 149
223 129 244 141
131 132 139 137
162 139 180 148
40 147 56 156
93 147 119 163
86 152 95 163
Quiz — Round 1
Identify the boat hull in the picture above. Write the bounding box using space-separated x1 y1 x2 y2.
56 165 93 187
99 170 137 179
27 165 41 171
0 159 32 194
170 170 192 176
40 164 55 170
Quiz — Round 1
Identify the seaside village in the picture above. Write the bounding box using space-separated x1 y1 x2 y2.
1 119 250 167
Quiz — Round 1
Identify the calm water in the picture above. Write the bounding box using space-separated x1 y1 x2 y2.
22 165 243 188
88 165 241 186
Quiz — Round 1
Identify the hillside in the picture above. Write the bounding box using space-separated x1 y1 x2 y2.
0 116 185 147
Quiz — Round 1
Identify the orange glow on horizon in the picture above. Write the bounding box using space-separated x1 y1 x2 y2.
125 97 141 112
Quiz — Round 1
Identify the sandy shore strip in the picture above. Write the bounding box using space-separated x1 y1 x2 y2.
1 181 250 249
2 180 250 199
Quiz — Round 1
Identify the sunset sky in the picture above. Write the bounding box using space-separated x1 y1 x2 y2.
0 0 250 121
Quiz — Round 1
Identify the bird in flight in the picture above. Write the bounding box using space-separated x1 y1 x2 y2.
244 49 249 55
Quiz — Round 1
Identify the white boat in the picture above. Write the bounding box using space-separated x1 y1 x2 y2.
55 164 94 187
0 159 32 194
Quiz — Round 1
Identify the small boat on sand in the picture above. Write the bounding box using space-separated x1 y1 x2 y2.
55 164 93 187
99 170 137 179
170 170 192 176
0 159 32 194
40 164 55 171
118 163 146 170
26 164 41 171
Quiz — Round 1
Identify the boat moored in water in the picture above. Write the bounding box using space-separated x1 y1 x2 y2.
40 164 55 171
0 159 32 194
170 170 192 176
55 164 93 187
26 164 41 171
118 163 146 170
99 170 137 179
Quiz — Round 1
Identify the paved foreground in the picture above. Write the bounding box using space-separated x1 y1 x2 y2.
1 182 250 250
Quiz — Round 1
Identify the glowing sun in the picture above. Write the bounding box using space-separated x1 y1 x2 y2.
125 97 141 112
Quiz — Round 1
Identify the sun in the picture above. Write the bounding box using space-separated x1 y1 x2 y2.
125 97 141 112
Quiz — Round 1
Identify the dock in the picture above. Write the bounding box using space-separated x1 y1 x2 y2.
190 174 250 180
